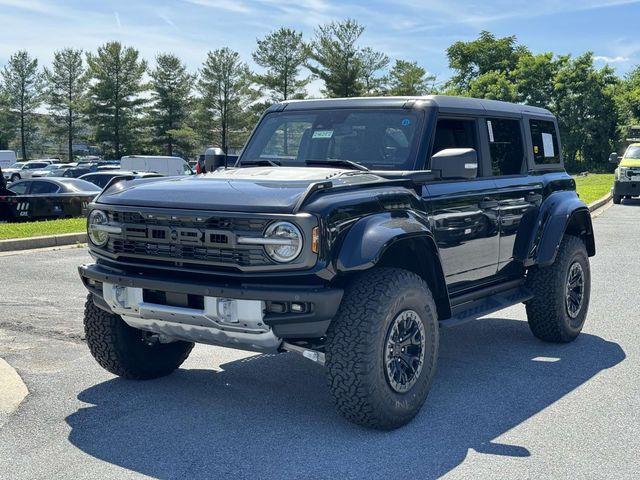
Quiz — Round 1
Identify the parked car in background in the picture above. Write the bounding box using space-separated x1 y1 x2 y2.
61 163 119 178
79 171 163 189
0 150 17 169
31 164 68 178
1 177 100 221
3 160 56 182
120 155 193 176
45 164 77 177
611 143 640 204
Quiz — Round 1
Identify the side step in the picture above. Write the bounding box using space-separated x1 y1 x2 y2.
440 286 533 329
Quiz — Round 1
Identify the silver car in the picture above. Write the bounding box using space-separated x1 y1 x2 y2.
3 160 56 182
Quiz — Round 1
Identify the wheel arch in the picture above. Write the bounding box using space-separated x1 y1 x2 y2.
335 212 451 320
514 191 595 268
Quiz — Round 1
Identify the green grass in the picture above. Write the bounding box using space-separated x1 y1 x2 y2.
0 217 86 240
574 173 614 204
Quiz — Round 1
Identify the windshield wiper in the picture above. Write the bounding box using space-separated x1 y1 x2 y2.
305 159 369 171
238 159 281 167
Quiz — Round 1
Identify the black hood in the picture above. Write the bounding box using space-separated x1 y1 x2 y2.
96 167 385 213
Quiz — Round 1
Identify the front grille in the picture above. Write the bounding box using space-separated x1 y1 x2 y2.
102 210 273 269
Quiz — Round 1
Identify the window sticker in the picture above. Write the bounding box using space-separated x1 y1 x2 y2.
534 145 539 154
401 118 411 126
542 132 555 158
487 120 495 142
312 130 333 139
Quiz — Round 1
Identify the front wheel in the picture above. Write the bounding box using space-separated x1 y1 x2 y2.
325 268 439 430
10 174 20 182
613 194 622 204
83 294 194 379
525 235 591 343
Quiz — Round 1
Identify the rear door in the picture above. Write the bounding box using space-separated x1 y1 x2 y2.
423 116 500 292
484 116 544 276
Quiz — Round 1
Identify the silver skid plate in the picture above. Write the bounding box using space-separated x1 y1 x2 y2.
102 283 281 352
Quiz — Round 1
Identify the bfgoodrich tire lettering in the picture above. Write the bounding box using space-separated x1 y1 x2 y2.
525 235 591 343
325 268 439 430
83 294 194 379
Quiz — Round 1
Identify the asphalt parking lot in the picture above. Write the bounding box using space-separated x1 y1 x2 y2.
0 201 638 479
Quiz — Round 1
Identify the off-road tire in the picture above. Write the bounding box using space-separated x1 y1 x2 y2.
525 235 590 343
325 268 439 430
613 194 621 204
83 294 194 379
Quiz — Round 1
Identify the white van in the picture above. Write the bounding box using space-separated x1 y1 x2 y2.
0 150 17 169
120 156 193 176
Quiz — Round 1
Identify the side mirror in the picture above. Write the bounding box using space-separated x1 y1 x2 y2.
204 147 226 172
609 152 620 164
431 148 478 180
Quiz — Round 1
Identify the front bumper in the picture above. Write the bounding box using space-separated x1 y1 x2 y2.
78 263 343 349
613 180 640 196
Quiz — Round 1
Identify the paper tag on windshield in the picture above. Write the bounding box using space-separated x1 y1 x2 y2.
487 120 495 142
312 130 333 139
542 133 555 157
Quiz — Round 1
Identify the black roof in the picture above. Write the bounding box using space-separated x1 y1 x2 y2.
272 94 553 118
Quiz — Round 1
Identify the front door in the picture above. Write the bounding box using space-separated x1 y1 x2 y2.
423 117 500 292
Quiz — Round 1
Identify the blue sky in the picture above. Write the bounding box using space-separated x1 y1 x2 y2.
1 0 640 94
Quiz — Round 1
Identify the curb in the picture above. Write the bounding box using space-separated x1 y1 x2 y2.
587 192 612 212
0 358 28 417
0 232 86 252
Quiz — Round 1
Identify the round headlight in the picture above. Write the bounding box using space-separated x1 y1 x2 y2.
88 209 109 247
264 221 303 263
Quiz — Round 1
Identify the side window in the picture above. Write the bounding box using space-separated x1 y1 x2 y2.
487 118 525 176
9 181 30 195
432 118 478 155
30 181 60 194
530 119 560 164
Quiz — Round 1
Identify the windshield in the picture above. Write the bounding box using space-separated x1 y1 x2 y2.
240 109 422 170
625 146 640 159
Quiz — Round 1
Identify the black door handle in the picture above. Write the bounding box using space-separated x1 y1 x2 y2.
525 192 542 203
479 198 498 209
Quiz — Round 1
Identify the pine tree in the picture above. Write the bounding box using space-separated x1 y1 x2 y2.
1 51 43 160
197 47 257 152
86 42 147 158
43 48 87 161
149 53 194 156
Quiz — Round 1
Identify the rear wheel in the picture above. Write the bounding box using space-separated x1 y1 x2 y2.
525 235 590 342
325 268 439 429
83 294 194 379
613 194 622 204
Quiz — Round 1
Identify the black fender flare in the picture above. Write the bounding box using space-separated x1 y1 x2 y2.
514 191 595 267
336 211 451 319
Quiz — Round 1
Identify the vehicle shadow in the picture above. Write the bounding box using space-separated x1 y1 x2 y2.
66 318 625 480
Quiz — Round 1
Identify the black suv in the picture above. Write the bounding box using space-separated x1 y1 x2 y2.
79 96 595 429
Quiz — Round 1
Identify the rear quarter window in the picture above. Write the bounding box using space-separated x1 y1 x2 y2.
529 119 560 164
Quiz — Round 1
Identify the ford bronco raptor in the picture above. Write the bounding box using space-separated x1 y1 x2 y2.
79 96 595 430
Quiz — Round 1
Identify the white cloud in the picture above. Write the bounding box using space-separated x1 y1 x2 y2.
183 0 252 14
114 12 121 28
594 55 630 63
